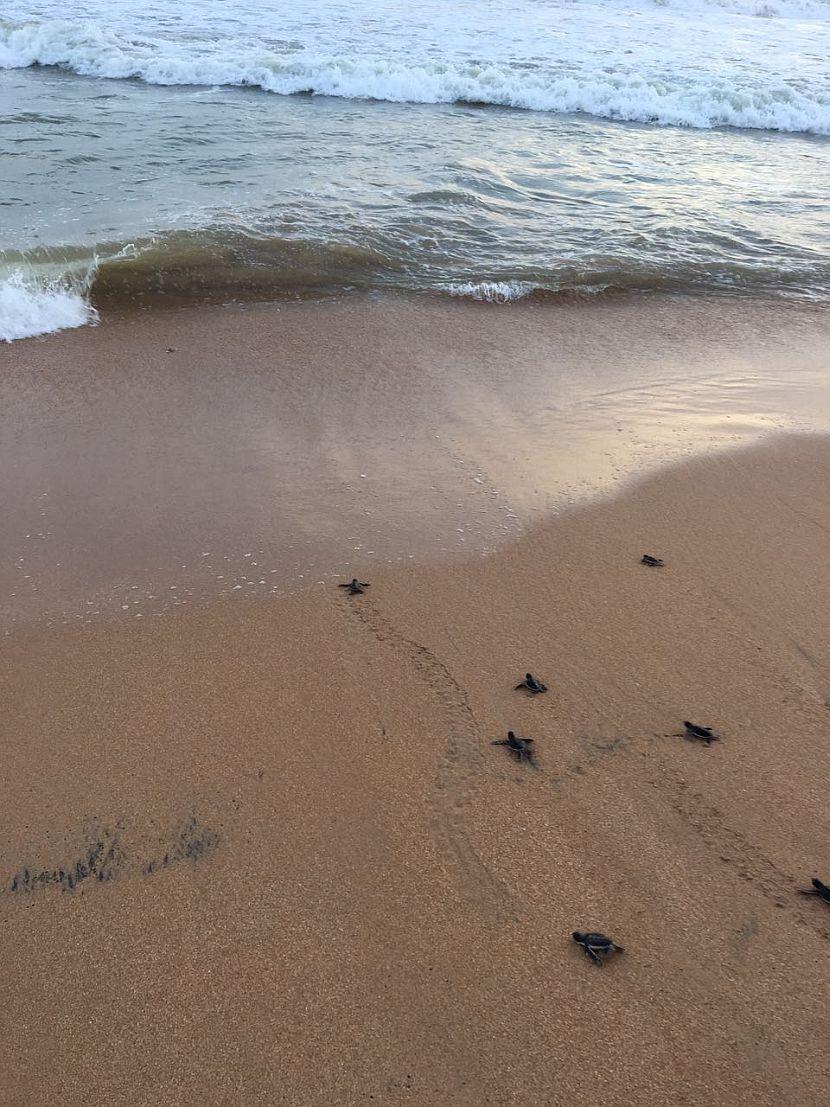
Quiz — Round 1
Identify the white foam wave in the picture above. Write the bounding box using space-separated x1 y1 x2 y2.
0 272 97 343
2 15 829 134
449 281 536 303
653 0 830 15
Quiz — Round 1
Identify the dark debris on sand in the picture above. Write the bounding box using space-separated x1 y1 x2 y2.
7 823 125 895
143 817 220 876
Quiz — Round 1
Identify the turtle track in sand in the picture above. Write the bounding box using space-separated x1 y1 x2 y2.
341 595 517 922
568 735 829 940
649 764 830 941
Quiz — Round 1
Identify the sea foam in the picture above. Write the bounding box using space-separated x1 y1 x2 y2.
449 281 536 303
0 272 96 343
1 6 829 134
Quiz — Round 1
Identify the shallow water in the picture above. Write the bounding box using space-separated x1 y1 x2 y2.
1 0 829 339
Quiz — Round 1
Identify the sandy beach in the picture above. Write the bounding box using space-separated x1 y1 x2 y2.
2 296 830 1105
4 0 830 1097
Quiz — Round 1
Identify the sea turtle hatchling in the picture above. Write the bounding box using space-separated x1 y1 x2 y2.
492 730 535 764
515 673 548 695
682 721 720 744
800 877 830 904
572 931 625 966
641 554 664 567
339 578 370 596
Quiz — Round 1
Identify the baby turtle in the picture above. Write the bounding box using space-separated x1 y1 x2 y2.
339 578 369 596
682 721 719 744
492 730 535 763
800 877 830 904
641 554 664 567
572 931 624 967
515 672 548 695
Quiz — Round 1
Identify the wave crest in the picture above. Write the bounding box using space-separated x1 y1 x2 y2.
2 16 829 134
0 270 97 343
449 281 536 303
2 222 828 343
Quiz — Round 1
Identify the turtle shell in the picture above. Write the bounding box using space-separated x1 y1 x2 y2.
581 932 614 949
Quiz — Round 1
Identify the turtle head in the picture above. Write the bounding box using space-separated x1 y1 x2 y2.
507 730 516 739
813 877 827 892
572 931 585 942
526 673 533 681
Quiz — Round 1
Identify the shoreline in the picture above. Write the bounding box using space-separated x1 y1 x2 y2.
2 432 830 1104
1 422 826 641
3 292 830 633
7 281 830 343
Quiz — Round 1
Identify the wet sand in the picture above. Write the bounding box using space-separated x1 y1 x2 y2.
2 293 830 630
2 423 830 1104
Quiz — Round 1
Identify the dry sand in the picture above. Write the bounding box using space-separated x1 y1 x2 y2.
2 427 830 1105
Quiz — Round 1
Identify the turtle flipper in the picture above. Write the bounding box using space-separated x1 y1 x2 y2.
585 947 603 966
491 739 510 746
802 878 830 901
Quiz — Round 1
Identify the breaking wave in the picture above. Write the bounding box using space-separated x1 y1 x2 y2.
449 281 536 303
0 270 97 343
3 224 829 340
2 14 830 133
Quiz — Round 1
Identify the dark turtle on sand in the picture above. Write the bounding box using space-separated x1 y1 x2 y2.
800 877 830 904
339 578 370 596
492 730 535 763
682 721 720 744
641 554 664 567
515 672 548 695
572 931 624 966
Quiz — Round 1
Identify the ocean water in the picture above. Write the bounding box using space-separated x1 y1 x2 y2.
1 0 829 339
